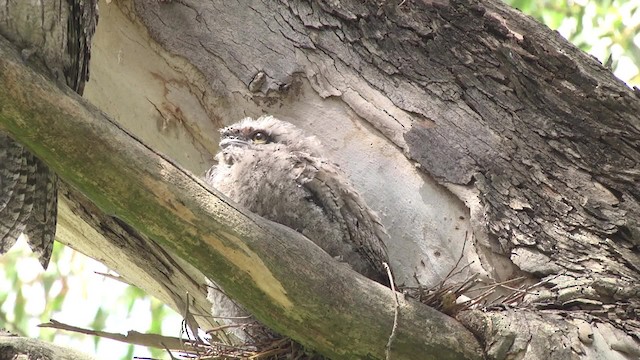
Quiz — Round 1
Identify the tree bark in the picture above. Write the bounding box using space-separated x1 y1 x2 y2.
1 0 639 359
0 33 482 359
0 334 97 360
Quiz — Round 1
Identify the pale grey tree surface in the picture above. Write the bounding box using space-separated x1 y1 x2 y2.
0 0 639 359
0 30 481 359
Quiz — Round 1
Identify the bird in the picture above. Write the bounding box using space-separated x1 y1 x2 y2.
205 115 390 285
0 0 98 269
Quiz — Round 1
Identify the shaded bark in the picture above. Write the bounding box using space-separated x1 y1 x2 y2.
1 0 639 358
127 2 640 358
0 33 482 359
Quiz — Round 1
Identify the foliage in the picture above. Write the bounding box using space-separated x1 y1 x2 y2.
0 240 182 360
505 0 640 85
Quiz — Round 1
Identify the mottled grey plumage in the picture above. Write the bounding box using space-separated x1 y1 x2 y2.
205 116 389 285
0 0 98 268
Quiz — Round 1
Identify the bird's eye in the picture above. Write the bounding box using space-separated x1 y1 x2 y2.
251 131 269 144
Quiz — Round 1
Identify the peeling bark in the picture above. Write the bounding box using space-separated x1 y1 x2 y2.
0 33 482 359
127 0 640 358
1 0 639 358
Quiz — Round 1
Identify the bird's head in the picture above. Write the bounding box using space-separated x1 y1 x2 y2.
217 116 323 158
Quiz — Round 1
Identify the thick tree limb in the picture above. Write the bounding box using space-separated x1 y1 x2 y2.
130 0 640 356
0 35 482 360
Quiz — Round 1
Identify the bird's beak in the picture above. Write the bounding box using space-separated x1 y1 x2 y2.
220 138 249 149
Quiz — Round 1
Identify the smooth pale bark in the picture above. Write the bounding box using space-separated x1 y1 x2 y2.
0 34 482 360
1 0 639 358
124 1 640 357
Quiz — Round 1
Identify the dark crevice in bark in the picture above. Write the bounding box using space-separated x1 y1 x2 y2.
126 0 640 357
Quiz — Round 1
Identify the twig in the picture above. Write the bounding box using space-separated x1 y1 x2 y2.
39 319 204 351
384 262 399 360
465 276 527 292
161 343 177 360
93 271 133 286
206 315 254 320
442 261 474 282
442 231 469 282
206 323 261 334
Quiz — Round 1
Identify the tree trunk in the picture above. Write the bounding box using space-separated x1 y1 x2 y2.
1 0 639 359
0 27 482 360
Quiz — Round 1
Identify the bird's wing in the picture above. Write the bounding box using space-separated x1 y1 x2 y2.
0 0 97 268
23 156 57 268
0 135 36 256
65 0 99 95
294 154 389 282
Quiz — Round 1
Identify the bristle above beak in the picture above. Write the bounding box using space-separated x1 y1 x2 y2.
220 138 249 149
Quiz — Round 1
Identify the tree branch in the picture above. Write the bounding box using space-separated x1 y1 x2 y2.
0 334 97 360
0 35 482 359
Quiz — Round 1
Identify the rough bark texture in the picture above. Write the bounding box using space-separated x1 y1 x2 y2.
0 0 639 359
123 1 639 357
0 33 482 359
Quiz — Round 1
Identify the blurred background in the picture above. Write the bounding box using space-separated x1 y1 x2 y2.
1 1 638 359
507 0 639 85
0 240 183 359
